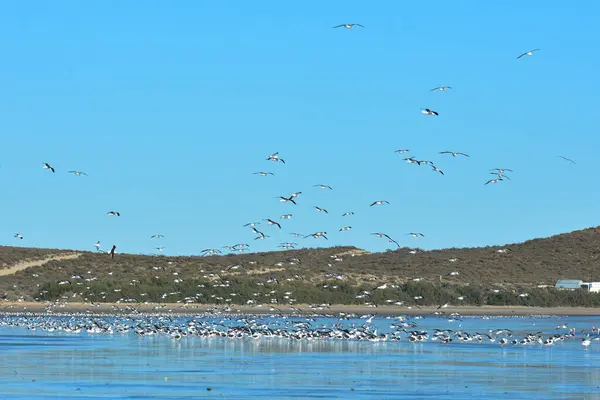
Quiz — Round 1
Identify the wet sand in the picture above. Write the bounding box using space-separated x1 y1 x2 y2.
1 301 600 316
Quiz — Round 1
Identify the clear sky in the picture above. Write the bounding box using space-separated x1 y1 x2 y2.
1 1 599 256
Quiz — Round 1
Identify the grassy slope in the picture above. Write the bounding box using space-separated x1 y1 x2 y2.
1 227 600 306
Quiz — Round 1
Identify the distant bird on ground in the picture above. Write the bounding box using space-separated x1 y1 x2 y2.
421 108 439 116
314 206 328 214
109 245 117 259
305 232 328 240
68 171 87 176
264 219 282 229
516 49 540 59
342 212 355 217
485 178 504 185
407 232 425 238
557 156 576 164
14 233 23 239
339 226 352 232
369 200 390 207
313 184 333 190
277 196 297 205
431 165 444 175
267 152 285 164
43 163 55 173
94 241 100 250
430 86 452 92
106 211 120 216
395 149 410 154
439 151 469 158
151 234 164 239
333 23 364 29
280 214 292 219
253 172 275 177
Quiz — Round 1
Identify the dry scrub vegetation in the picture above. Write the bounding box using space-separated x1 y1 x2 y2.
1 227 600 307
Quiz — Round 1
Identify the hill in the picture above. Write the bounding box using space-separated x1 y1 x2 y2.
1 226 600 308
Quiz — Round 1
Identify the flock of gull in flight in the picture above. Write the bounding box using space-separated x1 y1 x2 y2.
1 23 594 352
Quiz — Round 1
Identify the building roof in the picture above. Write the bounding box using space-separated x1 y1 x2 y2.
555 280 583 289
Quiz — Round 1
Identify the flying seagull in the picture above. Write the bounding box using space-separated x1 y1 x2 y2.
516 49 540 59
280 214 292 219
14 233 23 239
431 165 444 175
339 226 352 231
106 211 121 216
264 219 282 229
342 212 355 217
421 108 439 116
68 171 88 176
253 172 275 176
267 152 285 164
94 241 101 250
557 156 575 164
277 195 297 205
439 151 469 158
369 200 390 207
305 232 328 240
333 23 364 29
150 234 164 239
314 206 329 214
313 184 333 190
485 178 504 185
407 232 425 238
403 157 421 165
430 86 452 92
43 163 55 173
395 149 410 154
244 222 260 227
372 232 399 248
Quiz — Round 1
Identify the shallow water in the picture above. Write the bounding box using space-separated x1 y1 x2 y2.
1 315 600 399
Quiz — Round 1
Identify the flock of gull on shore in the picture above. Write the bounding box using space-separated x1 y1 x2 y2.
0 311 599 349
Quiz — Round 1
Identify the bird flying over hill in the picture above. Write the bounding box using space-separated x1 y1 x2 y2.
516 49 540 59
14 233 23 239
407 232 425 238
439 151 469 158
43 163 55 173
430 86 452 92
305 232 328 240
267 152 285 164
371 232 399 248
94 241 100 250
557 156 575 164
106 211 120 216
333 23 364 29
68 171 87 176
421 108 439 116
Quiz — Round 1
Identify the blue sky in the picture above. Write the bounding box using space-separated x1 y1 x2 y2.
1 1 599 255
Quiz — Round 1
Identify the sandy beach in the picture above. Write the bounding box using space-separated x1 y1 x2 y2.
1 301 600 316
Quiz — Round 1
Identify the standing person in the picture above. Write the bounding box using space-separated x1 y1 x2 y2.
109 245 116 260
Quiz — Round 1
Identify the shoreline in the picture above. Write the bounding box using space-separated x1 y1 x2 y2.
1 302 600 317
